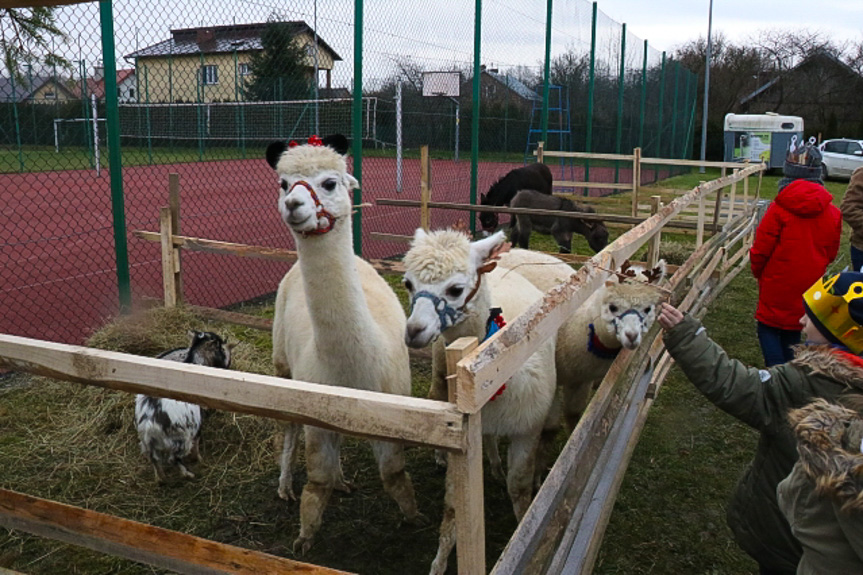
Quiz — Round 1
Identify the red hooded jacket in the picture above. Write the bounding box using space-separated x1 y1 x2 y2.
750 179 841 330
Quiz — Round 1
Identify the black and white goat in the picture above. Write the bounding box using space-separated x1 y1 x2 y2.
135 331 233 483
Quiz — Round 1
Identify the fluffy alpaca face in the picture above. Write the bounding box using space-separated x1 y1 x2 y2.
265 138 358 238
276 167 356 236
598 285 662 350
402 229 504 348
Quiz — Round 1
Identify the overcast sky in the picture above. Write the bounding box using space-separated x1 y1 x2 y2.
52 0 863 89
594 0 863 52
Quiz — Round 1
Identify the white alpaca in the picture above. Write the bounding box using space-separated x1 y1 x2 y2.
267 135 420 555
402 229 557 575
497 250 667 429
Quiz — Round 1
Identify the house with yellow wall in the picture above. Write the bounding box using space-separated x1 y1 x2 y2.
126 22 341 103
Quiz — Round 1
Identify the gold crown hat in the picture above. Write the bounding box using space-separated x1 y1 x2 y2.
803 272 863 354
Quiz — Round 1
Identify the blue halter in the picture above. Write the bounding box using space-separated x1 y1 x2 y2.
410 290 461 331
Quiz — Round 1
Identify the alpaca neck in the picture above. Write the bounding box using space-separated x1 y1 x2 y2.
293 219 379 351
591 315 621 350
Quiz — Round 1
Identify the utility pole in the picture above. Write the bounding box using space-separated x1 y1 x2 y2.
699 0 714 173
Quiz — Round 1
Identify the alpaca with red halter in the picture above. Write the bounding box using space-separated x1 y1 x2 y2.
266 135 422 555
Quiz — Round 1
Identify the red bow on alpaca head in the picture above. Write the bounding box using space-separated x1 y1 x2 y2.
287 135 324 149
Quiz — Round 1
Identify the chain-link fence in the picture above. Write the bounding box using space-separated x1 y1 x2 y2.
0 0 697 345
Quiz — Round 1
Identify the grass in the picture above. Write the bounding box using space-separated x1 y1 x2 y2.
0 169 853 574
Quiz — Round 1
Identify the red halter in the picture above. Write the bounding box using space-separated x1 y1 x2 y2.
288 180 337 237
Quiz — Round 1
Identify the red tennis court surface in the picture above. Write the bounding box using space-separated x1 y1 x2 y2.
1 155 671 344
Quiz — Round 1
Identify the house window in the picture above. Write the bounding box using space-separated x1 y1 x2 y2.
238 63 251 76
44 91 55 100
129 88 135 99
200 65 219 85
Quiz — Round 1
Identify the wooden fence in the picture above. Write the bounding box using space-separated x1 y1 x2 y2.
0 156 764 574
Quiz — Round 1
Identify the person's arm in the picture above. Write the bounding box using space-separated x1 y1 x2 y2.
662 306 813 432
750 204 782 279
835 503 863 563
840 168 863 232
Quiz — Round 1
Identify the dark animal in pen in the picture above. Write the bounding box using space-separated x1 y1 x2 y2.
509 189 609 254
479 162 553 232
135 331 234 482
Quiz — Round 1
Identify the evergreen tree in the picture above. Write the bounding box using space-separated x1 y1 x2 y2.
0 7 69 82
244 20 311 102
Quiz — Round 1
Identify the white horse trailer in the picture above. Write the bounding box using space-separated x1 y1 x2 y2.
723 113 804 169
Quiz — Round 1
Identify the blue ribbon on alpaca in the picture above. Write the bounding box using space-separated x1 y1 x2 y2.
410 290 460 331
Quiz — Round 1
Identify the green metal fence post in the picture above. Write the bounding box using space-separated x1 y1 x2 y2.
541 0 552 146
615 23 626 183
27 64 36 146
197 52 204 161
638 39 647 150
144 65 152 164
100 0 131 313
352 0 364 255
80 59 94 168
168 52 174 153
681 69 691 158
9 71 23 172
657 51 666 157
585 1 597 183
469 0 482 235
670 61 680 159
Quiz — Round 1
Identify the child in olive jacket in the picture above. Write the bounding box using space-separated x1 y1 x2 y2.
658 270 863 575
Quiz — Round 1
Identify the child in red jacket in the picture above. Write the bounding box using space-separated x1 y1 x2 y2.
750 140 841 366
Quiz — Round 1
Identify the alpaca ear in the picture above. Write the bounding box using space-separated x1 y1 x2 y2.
412 228 428 244
322 134 349 155
469 230 506 269
266 141 288 169
344 173 359 190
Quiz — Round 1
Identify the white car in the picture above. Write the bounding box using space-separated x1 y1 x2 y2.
819 138 863 180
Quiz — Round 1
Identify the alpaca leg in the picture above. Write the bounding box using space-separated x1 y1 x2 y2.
294 425 340 555
370 439 422 523
535 394 562 489
429 463 457 575
484 434 505 482
278 422 302 501
334 433 355 494
556 229 573 254
506 433 540 520
563 381 593 431
515 217 531 249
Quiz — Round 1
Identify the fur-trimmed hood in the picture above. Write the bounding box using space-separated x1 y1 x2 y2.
790 398 863 513
792 345 863 392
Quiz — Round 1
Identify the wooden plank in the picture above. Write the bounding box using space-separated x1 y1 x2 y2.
186 305 273 332
159 207 177 308
0 489 351 575
168 173 184 305
421 145 431 231
538 150 636 161
726 169 738 224
370 232 412 244
446 338 478 404
134 231 299 263
553 181 632 190
0 334 465 451
646 195 662 268
445 338 484 575
640 156 762 169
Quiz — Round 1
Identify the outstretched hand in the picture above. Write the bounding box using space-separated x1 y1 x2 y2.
658 302 685 330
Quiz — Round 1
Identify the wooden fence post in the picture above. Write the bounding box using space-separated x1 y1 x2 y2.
646 195 662 268
536 141 544 164
696 181 706 249
743 169 750 213
168 173 183 304
726 169 738 224
159 207 178 308
420 145 431 232
445 337 485 575
631 147 641 217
